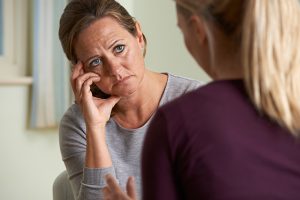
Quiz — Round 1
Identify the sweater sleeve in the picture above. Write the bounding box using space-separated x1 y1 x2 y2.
142 109 180 200
59 105 118 200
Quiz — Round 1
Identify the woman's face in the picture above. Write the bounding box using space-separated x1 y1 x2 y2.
74 16 145 97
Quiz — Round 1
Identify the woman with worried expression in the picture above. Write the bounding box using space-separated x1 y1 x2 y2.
57 0 202 199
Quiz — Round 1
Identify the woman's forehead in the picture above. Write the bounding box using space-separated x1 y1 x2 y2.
77 17 131 44
74 17 135 60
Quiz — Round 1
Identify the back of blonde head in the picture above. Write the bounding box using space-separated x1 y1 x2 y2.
242 0 300 136
182 0 300 136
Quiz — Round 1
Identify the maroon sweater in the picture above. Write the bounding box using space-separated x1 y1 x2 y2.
142 80 300 200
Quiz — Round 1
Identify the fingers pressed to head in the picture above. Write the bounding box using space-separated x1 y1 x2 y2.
71 61 84 85
71 62 84 99
74 73 100 98
82 76 101 97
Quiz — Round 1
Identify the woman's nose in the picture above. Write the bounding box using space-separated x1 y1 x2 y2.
106 59 124 81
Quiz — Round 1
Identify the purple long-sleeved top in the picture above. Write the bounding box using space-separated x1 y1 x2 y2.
142 80 300 200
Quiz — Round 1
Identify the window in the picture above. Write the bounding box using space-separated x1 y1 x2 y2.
0 0 3 55
0 0 31 84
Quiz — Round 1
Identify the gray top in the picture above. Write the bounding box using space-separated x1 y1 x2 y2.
59 73 202 200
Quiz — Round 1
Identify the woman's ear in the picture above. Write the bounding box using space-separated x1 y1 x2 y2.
189 15 207 45
135 22 144 48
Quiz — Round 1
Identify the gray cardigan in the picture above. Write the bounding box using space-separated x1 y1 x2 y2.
58 74 202 200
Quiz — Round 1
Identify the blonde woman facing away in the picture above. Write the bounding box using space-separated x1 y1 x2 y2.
104 0 300 199
57 0 202 199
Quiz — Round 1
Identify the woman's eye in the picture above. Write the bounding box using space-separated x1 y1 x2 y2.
90 58 102 67
115 45 125 53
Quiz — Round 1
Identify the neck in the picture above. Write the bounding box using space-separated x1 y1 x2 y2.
211 38 243 80
112 70 167 129
204 25 243 80
212 57 243 80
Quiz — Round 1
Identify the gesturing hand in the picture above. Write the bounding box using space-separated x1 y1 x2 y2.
71 61 120 129
103 174 137 200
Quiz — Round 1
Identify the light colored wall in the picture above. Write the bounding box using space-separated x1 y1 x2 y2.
0 1 210 200
0 86 65 200
133 0 210 82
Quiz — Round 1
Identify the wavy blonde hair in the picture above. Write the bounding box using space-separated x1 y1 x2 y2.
177 0 300 136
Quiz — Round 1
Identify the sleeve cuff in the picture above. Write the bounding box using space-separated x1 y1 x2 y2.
82 167 118 188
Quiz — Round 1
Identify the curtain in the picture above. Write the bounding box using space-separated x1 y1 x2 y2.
0 0 3 55
30 0 71 128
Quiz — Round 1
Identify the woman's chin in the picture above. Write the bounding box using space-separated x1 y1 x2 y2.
113 86 138 98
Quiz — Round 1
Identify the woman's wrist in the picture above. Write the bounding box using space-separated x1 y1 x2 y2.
86 123 106 133
86 127 112 168
86 125 106 144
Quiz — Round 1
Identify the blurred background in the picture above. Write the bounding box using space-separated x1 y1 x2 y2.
0 0 209 199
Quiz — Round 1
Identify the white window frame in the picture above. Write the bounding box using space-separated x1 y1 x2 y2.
0 0 32 85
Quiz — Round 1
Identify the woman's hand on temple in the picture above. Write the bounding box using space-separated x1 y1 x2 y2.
71 61 120 130
103 174 137 200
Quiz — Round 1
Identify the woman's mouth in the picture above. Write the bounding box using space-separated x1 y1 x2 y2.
115 76 132 85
